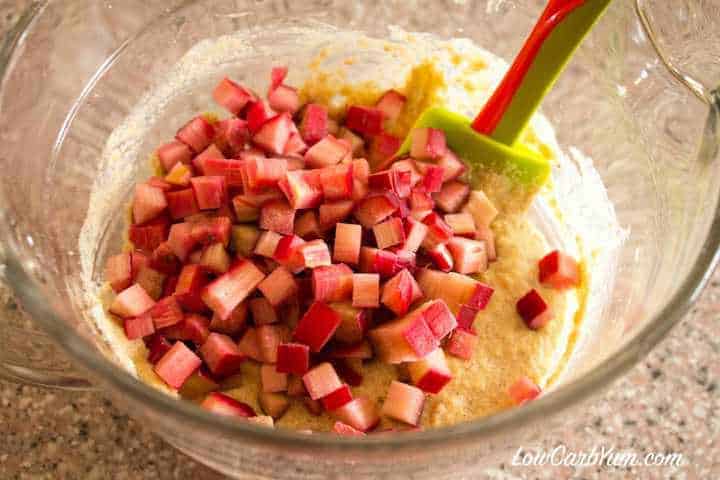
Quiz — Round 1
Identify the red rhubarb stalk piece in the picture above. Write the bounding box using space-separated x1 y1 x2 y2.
105 252 132 292
176 116 215 154
445 327 478 361
508 376 542 405
212 77 254 115
199 332 246 378
352 273 380 309
110 284 156 318
320 384 353 411
381 381 425 426
124 314 155 340
253 113 293 155
276 342 310 375
375 90 407 123
157 141 192 172
259 199 296 236
334 223 362 265
538 250 580 289
300 104 329 145
407 348 452 394
311 264 354 303
304 135 351 169
345 106 385 137
410 127 447 161
201 392 256 417
257 265 298 307
202 260 266 320
133 183 168 225
154 341 202 389
292 301 342 352
302 362 343 400
516 289 553 330
333 396 379 432
368 304 438 363
249 297 278 325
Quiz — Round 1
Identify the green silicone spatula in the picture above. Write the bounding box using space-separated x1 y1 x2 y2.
396 0 613 188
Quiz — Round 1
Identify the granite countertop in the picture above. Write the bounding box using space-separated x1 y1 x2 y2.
0 2 718 479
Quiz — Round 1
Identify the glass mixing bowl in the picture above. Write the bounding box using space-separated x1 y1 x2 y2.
1 0 719 478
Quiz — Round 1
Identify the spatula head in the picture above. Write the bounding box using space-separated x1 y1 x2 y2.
397 107 551 188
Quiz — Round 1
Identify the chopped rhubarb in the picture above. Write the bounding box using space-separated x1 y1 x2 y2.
110 284 155 318
352 273 380 308
508 376 542 405
174 264 210 312
409 188 435 212
293 301 342 352
338 128 365 156
304 135 351 169
421 212 454 249
437 150 467 182
427 243 454 272
456 304 478 331
257 324 290 363
191 216 232 247
230 226 260 258
259 392 290 419
199 332 246 377
447 237 487 275
381 269 422 316
352 158 370 183
381 381 425 426
272 234 306 270
300 104 329 145
302 362 343 400
257 266 298 307
146 335 173 364
268 84 300 114
476 224 497 262
261 364 288 393
166 189 201 220
321 384 353 411
134 266 166 300
368 305 438 363
157 141 192 172
199 242 230 274
213 77 254 115
259 199 295 235
105 252 132 292
133 183 168 225
410 127 447 161
284 132 308 157
464 190 498 227
147 176 173 191
237 327 263 362
154 341 202 389
359 247 400 278
201 392 256 417
269 66 288 92
246 100 275 134
446 328 478 361
417 269 488 314
190 176 227 210
353 193 398 228
345 106 384 137
407 348 452 394
202 259 265 320
244 157 287 193
249 297 278 325
538 250 580 289
311 264 353 302
254 230 283 258
375 90 406 123
333 396 379 432
368 133 401 170
161 314 210 344
373 217 406 250
334 223 362 265
318 200 355 231
176 116 215 154
467 282 495 310
420 164 445 193
214 118 248 158
294 210 321 240
320 163 353 201
445 213 476 237
253 113 293 155
209 301 248 335
279 170 323 209
297 239 332 269
178 367 219 399
329 302 368 344
123 314 155 340
276 342 310 375
433 181 470 213
193 144 226 175
420 299 456 340
516 289 553 330
402 217 428 253
165 162 192 187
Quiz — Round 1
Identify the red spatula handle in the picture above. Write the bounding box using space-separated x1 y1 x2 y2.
471 0 586 138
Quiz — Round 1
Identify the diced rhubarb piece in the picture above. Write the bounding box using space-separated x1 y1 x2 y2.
105 252 132 292
392 160 422 188
190 176 227 210
538 250 580 289
300 104 329 145
427 243 454 272
297 239 332 269
165 189 200 220
338 128 365 156
249 297 278 325
410 127 446 161
174 264 210 312
373 217 406 250
279 170 323 209
165 162 192 187
516 289 552 330
420 164 445 193
161 314 210 344
467 282 495 311
232 195 260 223
320 163 353 201
294 210 321 240
329 302 368 344
302 362 343 400
409 188 435 212
318 200 354 231
345 106 384 137
321 384 353 411
147 176 173 191
293 301 342 352
327 117 340 135
359 247 400 278
334 420 363 435
328 340 373 360
434 181 470 214
210 301 248 335
446 237 487 275
253 113 293 155
257 266 298 307
135 266 166 300
199 332 246 377
375 90 406 123
133 184 168 225
268 84 300 114
260 364 288 393
416 269 487 314
176 116 215 154
154 342 202 389
437 150 467 182
463 190 498 227
334 223 362 265
475 224 497 262
246 100 275 134
214 118 248 158
123 313 155 340
368 133 401 170
247 415 275 428
259 199 295 235
199 242 230 274
407 348 452 394
157 141 193 172
352 178 369 203
381 269 422 316
508 376 542 405
445 213 476 237
244 157 287 192
191 216 232 248
178 367 219 398
312 264 353 302
213 77 254 115
370 168 411 198
269 66 288 92
276 342 310 375
446 327 477 361
146 334 173 364
421 212 454 249
368 305 438 363
237 327 263 362
333 396 379 432
284 132 308 157
272 234 305 269
402 217 428 254
228 227 258 259
110 284 155 318
456 304 478 331
304 135 351 169
352 273 380 308
131 250 151 278
149 297 183 333
381 381 425 426
202 260 265 320
201 392 256 417
193 144 226 175
421 299 456 340
353 193 398 228
259 392 290 419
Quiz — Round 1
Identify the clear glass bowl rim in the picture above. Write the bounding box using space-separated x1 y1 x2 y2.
2 0 719 453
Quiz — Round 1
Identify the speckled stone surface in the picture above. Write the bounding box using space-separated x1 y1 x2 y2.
0 1 718 479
